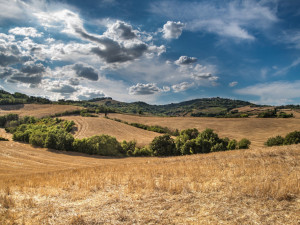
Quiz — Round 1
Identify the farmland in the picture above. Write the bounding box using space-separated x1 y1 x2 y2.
0 104 82 118
109 113 300 147
0 103 299 224
0 136 299 224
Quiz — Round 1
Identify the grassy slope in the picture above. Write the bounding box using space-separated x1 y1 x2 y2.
0 133 299 224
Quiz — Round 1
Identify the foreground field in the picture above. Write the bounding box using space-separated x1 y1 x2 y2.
62 116 160 146
0 134 299 224
0 104 82 118
110 114 300 147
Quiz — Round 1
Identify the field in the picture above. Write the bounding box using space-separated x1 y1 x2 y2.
0 104 82 118
0 133 299 224
109 113 300 147
0 105 300 224
61 116 160 146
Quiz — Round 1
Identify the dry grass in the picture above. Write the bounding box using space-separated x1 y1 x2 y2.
110 113 300 147
0 104 82 118
62 115 161 146
0 139 299 224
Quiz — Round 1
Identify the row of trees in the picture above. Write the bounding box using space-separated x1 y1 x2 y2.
265 131 300 146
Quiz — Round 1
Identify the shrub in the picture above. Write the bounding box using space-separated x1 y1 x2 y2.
265 136 284 146
121 140 136 155
227 139 237 150
133 147 153 156
238 138 251 149
0 137 8 141
150 134 176 156
284 131 300 145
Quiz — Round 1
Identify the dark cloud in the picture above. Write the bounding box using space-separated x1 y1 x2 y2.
50 84 77 94
74 25 148 64
175 56 197 65
0 67 15 78
0 53 20 66
72 63 98 81
129 83 161 95
8 73 42 84
69 78 80 86
21 63 45 74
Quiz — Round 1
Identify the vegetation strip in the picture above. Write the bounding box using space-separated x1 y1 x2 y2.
105 116 179 136
1 114 251 157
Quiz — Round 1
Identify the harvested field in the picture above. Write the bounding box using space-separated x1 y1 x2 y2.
109 114 300 147
0 136 299 224
61 116 161 146
0 104 82 118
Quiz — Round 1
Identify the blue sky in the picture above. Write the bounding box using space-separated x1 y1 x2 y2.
0 0 300 105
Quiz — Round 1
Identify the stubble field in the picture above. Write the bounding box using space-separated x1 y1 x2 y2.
0 105 300 224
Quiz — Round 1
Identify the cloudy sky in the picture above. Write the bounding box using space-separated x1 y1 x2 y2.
0 0 300 105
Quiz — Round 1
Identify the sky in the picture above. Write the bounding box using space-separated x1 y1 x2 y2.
0 0 300 105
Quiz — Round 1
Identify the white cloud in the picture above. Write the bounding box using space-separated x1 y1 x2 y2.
229 81 238 87
151 1 278 40
236 81 300 105
175 56 197 65
172 82 194 92
9 27 43 37
162 21 184 39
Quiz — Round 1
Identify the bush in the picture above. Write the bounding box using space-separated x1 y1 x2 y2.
150 134 176 156
284 131 300 145
73 135 123 156
0 137 8 141
121 140 136 155
133 147 153 156
227 139 237 150
238 138 251 149
265 136 284 146
0 114 19 127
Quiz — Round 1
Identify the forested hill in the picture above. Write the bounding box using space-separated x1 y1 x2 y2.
0 90 51 105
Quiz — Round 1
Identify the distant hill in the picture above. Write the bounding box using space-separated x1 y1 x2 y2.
93 97 256 117
0 90 51 105
0 89 259 117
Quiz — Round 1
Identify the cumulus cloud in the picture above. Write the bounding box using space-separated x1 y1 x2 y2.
9 27 43 37
172 82 194 92
151 1 278 40
34 10 162 65
236 81 300 105
162 21 184 39
175 56 197 65
104 20 137 40
129 83 162 95
72 63 99 81
229 81 238 87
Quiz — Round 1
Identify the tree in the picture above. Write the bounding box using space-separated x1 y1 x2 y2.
150 134 176 156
